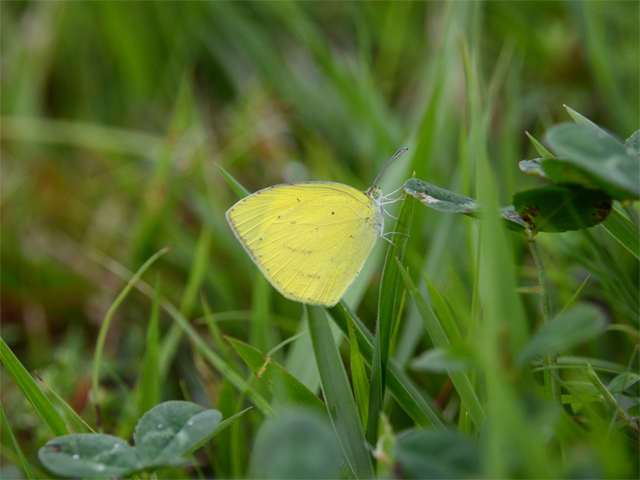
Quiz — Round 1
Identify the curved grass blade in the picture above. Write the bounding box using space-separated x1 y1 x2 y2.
93 246 173 426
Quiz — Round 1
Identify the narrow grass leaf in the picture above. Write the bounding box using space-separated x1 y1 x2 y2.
93 246 172 420
137 276 161 416
164 299 275 416
329 304 445 429
83 247 274 414
564 104 608 131
397 264 484 429
525 131 554 158
584 364 638 430
306 304 374 479
601 207 640 259
347 314 370 429
425 276 462 344
217 162 251 199
201 294 231 362
225 336 328 418
0 337 67 437
180 224 213 318
366 192 413 445
40 380 94 434
1 403 34 479
557 275 592 317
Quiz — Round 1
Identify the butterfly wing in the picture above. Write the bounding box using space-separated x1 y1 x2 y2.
226 182 381 306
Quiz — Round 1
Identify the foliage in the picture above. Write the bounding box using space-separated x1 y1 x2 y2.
1 1 638 479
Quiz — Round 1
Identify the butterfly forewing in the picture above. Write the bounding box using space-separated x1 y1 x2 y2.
226 182 381 306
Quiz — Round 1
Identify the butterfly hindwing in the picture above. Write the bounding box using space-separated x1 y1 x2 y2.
226 182 381 306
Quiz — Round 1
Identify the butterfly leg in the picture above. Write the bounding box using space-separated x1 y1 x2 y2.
379 234 400 258
383 209 399 221
380 231 410 258
381 196 405 205
383 185 405 199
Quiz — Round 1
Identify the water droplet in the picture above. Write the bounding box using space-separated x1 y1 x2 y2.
72 454 80 460
187 420 193 426
114 444 120 449
96 465 105 472
157 424 163 429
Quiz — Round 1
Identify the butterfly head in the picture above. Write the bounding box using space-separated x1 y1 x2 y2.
368 185 383 201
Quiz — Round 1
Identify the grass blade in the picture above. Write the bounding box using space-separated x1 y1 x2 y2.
0 337 67 437
397 264 484 429
601 207 640 260
137 276 161 416
328 304 445 429
92 245 172 428
0 403 35 479
366 191 414 445
306 305 374 479
347 315 370 429
225 336 328 418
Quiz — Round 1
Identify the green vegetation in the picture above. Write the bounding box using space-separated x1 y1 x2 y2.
1 1 638 478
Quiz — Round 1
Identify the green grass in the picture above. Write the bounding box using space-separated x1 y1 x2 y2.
1 1 638 479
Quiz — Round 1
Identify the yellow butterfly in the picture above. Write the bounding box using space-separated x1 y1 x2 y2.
226 148 407 307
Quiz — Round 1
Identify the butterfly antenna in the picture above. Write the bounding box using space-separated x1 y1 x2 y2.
372 148 409 187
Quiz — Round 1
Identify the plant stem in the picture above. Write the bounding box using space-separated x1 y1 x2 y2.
527 238 561 403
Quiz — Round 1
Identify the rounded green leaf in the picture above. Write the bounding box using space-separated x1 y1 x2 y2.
411 348 475 374
135 401 222 467
607 373 640 394
545 123 639 201
516 304 606 367
249 410 342 479
38 434 141 479
395 429 480 479
513 184 612 234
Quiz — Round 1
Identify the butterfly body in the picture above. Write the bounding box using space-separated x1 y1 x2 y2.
226 181 384 307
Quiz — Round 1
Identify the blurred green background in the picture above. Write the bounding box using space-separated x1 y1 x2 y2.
1 1 638 478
